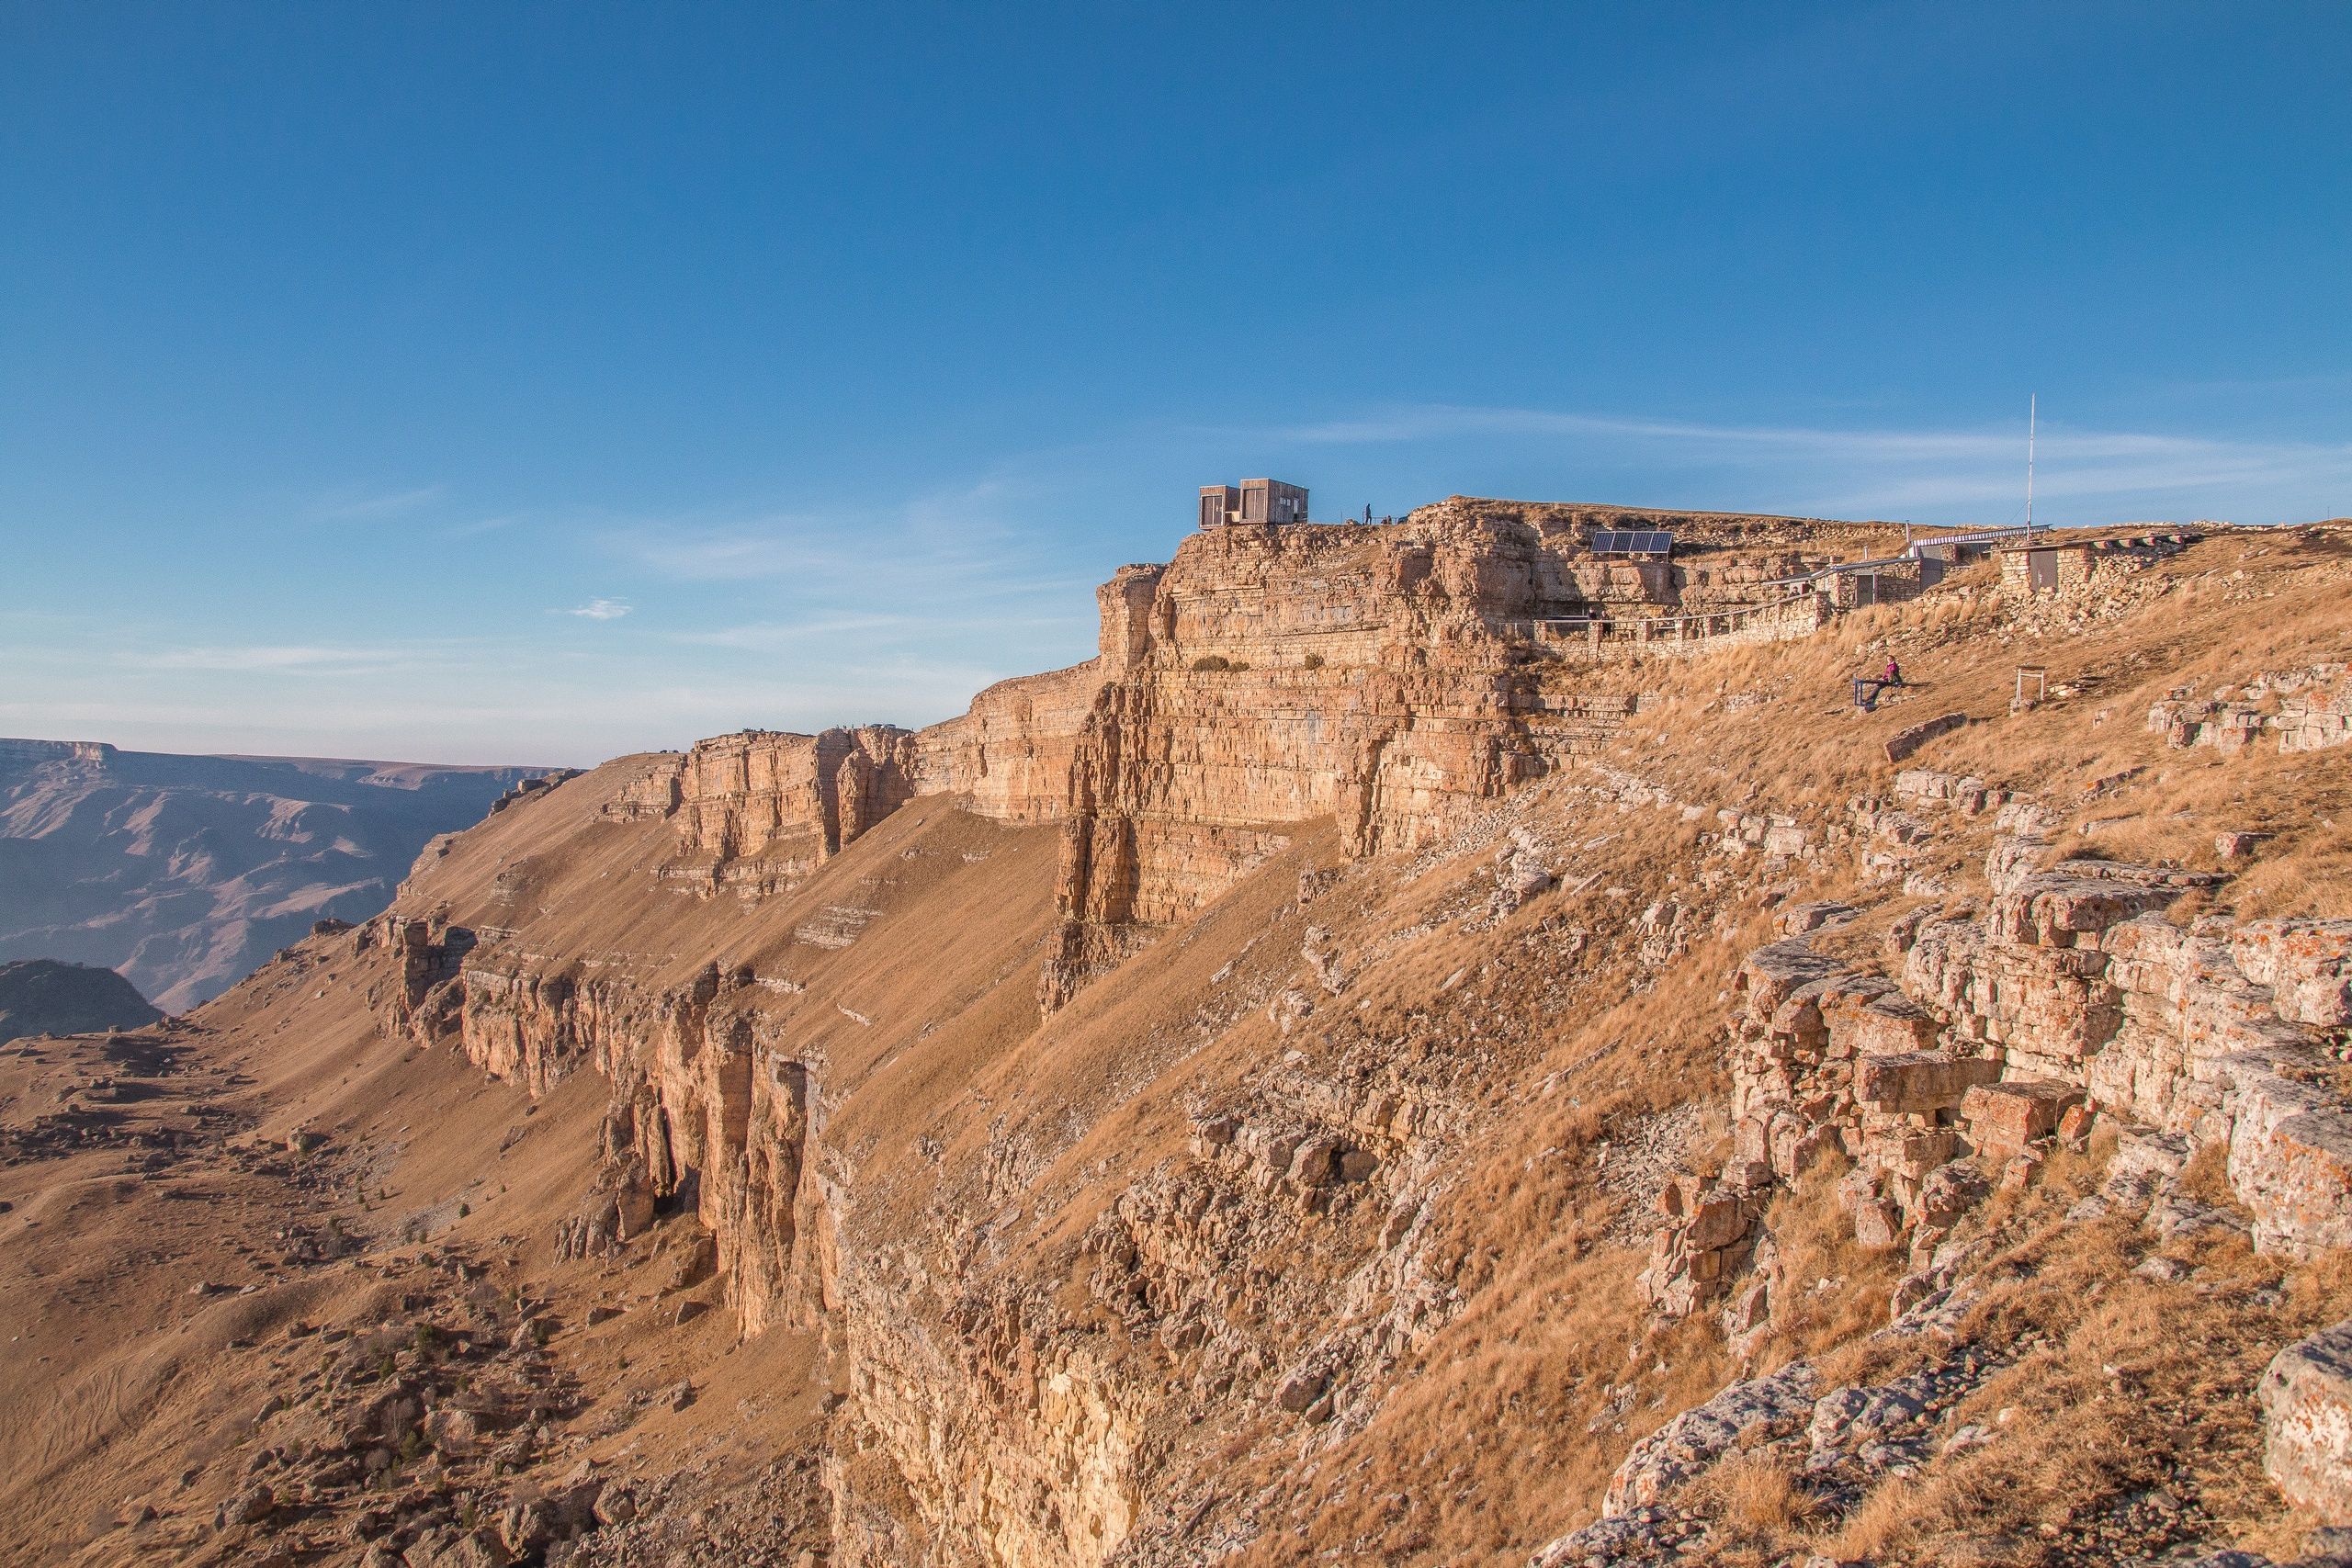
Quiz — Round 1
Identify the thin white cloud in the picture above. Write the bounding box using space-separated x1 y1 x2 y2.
445 513 525 539
601 473 1094 615
624 526 838 581
680 610 1077 652
311 484 447 520
126 644 422 674
1274 401 2351 470
1262 402 2352 521
107 637 527 681
560 598 632 621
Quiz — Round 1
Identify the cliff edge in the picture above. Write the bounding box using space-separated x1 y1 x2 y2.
6 507 2351 1568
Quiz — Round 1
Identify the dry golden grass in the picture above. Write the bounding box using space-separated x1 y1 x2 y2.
1588 536 2352 961
1752 1156 1910 1381
1686 1449 1815 1562
15 525 2351 1566
1767 1168 2352 1566
1228 531 2352 1563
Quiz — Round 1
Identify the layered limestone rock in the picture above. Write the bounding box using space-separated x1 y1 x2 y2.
376 923 830 1334
615 506 1867 1007
1018 509 1862 1002
2148 661 2352 756
39 513 2352 1568
363 502 1942 1560
1645 821 2352 1325
658 728 918 897
2264 1320 2352 1525
910 662 1106 822
836 1281 1145 1567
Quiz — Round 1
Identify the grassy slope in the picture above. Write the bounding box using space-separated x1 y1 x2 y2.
1 525 2346 1565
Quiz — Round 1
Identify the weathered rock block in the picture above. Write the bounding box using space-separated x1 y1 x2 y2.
1961 1079 2085 1163
1990 870 2182 949
1884 711 1966 762
1853 1051 2004 1115
2233 919 2352 1030
1602 1363 1818 1517
2225 1053 2352 1258
2263 1320 2352 1525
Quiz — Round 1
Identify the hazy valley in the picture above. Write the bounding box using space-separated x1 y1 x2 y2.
0 742 548 1012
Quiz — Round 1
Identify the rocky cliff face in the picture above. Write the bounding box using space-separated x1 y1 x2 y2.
346 503 1907 1561
631 505 1869 1008
16 511 2352 1568
642 727 920 897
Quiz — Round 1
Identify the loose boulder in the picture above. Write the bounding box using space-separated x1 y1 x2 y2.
2263 1319 2352 1524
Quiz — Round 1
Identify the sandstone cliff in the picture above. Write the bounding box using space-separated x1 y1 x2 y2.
8 510 2352 1568
635 504 1883 1007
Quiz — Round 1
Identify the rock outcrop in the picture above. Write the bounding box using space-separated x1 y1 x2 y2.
27 513 2352 1568
643 727 918 897
1642 763 2352 1334
2149 661 2352 756
622 505 1881 1007
0 957 163 1043
2267 1321 2352 1526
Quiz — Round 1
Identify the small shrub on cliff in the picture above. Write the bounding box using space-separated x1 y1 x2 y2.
1191 655 1250 672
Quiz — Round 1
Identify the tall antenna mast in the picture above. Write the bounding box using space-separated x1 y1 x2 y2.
2024 393 2037 537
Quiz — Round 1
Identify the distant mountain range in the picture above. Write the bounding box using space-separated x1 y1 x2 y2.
0 739 548 1010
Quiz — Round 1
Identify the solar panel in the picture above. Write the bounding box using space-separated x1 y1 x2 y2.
1592 529 1674 557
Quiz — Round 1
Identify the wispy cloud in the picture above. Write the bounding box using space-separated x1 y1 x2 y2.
110 637 530 680
1263 402 2352 521
445 513 524 540
602 473 1095 612
126 644 424 675
679 611 1076 652
624 526 844 581
311 483 447 521
559 597 632 621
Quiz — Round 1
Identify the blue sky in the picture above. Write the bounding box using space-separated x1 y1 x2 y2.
4 2 2347 765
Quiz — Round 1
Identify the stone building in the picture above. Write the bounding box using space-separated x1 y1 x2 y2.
1997 532 2199 596
1199 479 1309 529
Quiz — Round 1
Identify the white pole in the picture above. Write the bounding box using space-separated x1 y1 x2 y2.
2025 393 2037 537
